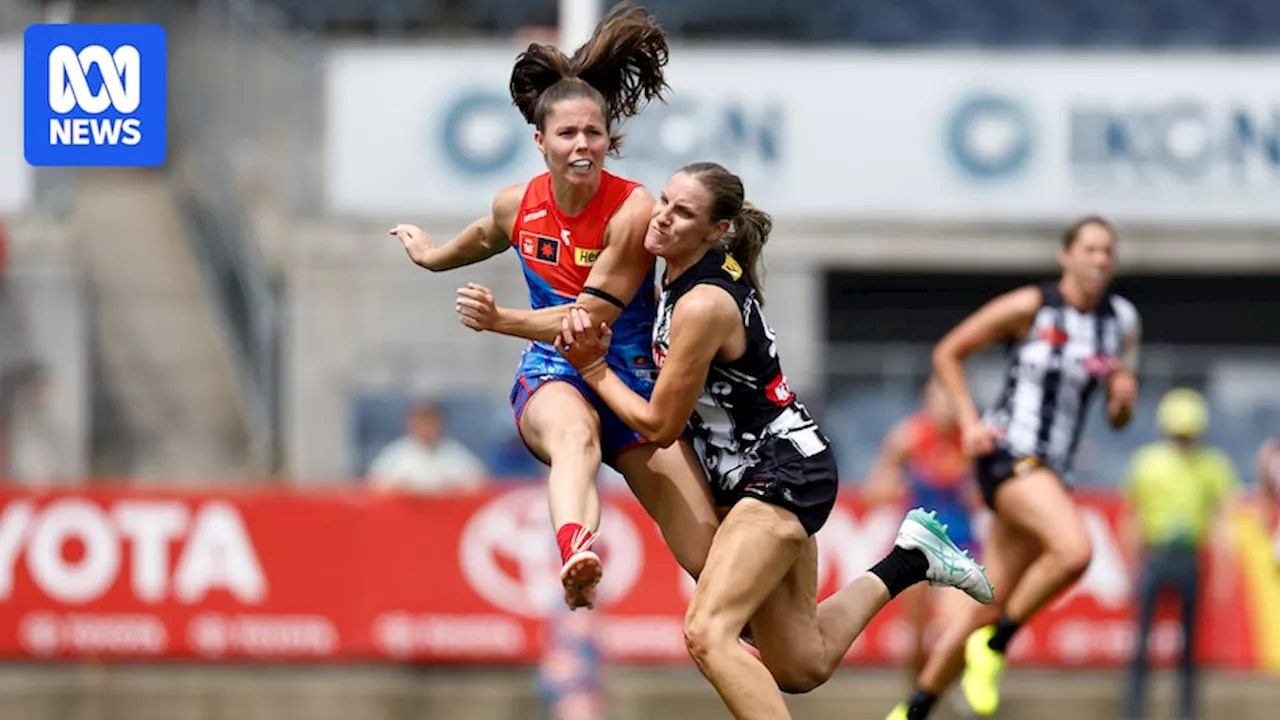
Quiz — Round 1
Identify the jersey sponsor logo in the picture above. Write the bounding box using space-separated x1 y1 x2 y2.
631 354 656 382
1012 456 1042 476
765 373 795 407
1038 326 1069 347
522 209 547 223
721 254 743 281
574 248 599 267
519 231 559 265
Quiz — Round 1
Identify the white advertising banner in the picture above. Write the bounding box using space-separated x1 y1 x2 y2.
0 42 32 213
325 47 1280 224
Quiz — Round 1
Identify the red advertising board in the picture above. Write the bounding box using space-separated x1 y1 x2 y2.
0 486 1267 667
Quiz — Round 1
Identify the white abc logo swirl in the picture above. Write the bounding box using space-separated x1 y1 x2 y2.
48 44 141 114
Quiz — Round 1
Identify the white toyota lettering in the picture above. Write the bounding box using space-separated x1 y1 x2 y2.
0 498 267 605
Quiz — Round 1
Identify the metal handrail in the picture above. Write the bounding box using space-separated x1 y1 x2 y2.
158 0 284 472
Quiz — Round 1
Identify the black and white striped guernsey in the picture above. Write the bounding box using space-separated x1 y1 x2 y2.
983 282 1141 475
652 247 828 491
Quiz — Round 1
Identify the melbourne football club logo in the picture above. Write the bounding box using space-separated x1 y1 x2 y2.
23 24 167 167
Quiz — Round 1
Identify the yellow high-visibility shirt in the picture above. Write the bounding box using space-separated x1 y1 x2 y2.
1125 441 1237 547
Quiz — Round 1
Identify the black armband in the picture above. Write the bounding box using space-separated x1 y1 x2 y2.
581 286 626 310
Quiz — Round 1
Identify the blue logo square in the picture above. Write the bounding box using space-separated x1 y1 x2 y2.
24 23 167 167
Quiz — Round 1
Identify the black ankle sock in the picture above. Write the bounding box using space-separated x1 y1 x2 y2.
869 546 929 598
906 688 938 719
987 615 1021 653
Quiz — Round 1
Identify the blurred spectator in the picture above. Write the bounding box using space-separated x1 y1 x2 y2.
1257 437 1280 565
0 362 67 485
1121 388 1238 720
486 431 548 482
366 400 486 493
41 0 76 24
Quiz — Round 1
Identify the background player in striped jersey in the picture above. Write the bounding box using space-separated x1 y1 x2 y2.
556 162 992 719
887 216 1142 720
866 377 984 677
389 4 720 611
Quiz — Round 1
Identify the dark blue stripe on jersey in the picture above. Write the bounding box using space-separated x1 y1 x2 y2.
1066 382 1098 473
1034 284 1066 459
1064 297 1116 471
990 353 1018 426
988 311 1031 432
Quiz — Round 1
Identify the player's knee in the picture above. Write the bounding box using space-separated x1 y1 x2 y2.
1054 529 1093 581
1061 542 1093 583
682 605 734 670
773 657 829 695
545 420 602 462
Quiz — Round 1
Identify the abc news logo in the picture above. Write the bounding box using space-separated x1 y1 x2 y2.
48 44 143 147
24 24 167 167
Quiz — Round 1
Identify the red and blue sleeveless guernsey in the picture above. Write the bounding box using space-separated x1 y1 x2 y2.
904 412 979 552
508 170 660 466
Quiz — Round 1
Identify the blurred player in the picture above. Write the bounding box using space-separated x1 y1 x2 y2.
887 216 1142 719
865 377 983 676
556 162 993 719
1259 437 1280 565
389 4 719 610
536 587 607 720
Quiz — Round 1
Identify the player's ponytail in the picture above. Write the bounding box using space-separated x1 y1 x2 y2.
509 43 575 125
726 202 772 304
509 2 669 156
679 161 773 305
568 3 669 153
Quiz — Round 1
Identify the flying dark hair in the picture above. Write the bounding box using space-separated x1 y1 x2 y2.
679 161 773 306
509 2 669 156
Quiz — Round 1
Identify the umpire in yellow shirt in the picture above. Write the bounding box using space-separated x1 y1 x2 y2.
1121 388 1238 720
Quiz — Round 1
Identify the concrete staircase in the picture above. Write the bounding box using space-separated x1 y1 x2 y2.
72 167 252 480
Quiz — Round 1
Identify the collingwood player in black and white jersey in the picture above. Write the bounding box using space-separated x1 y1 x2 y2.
555 162 992 719
888 216 1142 720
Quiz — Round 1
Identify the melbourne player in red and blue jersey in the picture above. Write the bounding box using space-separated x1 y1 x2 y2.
867 378 983 674
387 6 719 612
506 169 660 458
